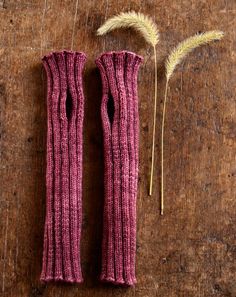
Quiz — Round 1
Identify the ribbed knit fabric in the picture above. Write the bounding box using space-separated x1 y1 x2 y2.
40 50 86 283
95 51 143 286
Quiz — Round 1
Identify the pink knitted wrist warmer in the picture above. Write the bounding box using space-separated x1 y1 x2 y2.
40 50 86 283
95 51 143 286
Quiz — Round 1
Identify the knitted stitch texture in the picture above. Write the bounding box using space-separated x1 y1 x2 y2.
40 50 86 283
95 51 143 286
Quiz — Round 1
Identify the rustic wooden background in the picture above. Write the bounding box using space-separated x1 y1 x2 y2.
0 0 235 296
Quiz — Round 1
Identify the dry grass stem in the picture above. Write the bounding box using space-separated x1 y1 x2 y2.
97 11 160 198
161 30 224 215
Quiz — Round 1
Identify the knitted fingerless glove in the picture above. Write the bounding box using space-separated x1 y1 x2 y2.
95 51 143 286
40 51 86 283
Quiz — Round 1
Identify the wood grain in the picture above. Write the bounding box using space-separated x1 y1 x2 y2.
0 0 235 296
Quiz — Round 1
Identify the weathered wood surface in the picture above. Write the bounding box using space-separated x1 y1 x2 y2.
0 0 235 296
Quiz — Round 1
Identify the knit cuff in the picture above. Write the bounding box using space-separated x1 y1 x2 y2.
96 51 143 286
40 50 86 283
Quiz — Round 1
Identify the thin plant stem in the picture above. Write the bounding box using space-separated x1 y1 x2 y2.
161 80 168 215
149 46 157 196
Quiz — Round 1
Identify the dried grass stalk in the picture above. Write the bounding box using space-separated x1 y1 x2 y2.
166 31 224 81
161 30 224 215
97 11 160 197
97 11 159 47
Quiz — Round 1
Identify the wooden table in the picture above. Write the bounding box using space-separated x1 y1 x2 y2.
0 1 235 296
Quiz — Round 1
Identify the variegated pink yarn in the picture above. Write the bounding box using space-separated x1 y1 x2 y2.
40 50 86 283
96 51 143 286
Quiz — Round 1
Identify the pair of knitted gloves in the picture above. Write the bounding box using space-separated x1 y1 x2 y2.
40 50 143 286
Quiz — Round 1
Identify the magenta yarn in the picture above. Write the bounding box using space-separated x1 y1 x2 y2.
40 50 86 283
96 51 143 286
